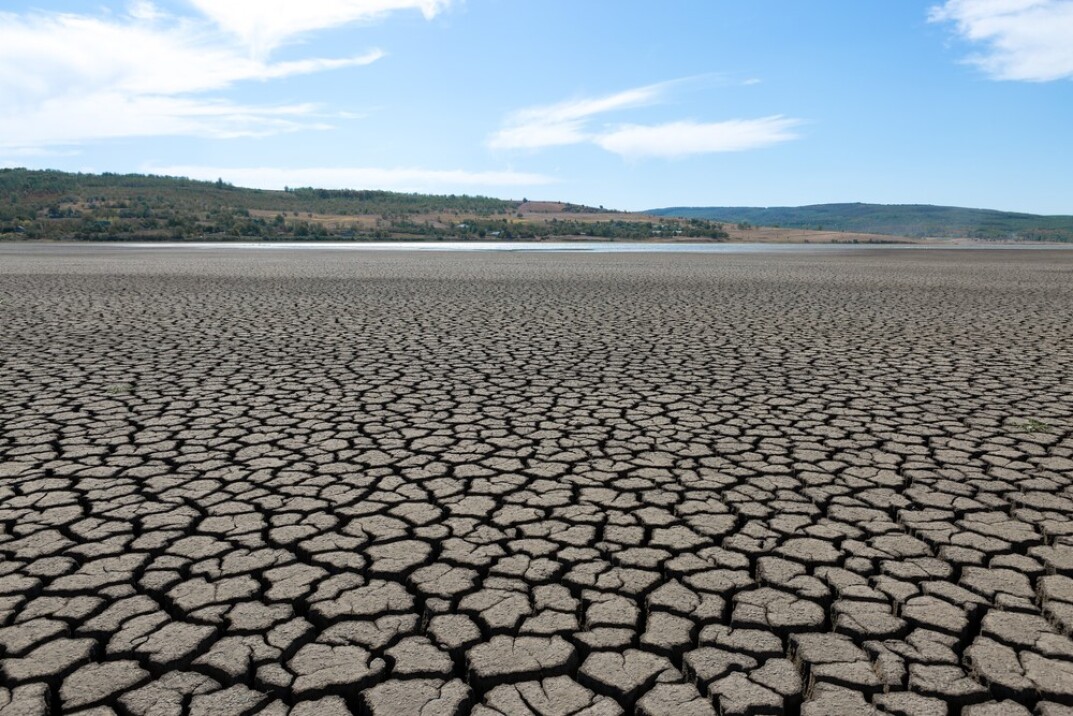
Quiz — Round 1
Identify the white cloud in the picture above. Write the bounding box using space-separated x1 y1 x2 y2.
5 95 326 150
488 82 671 150
127 0 165 22
0 13 384 98
145 165 556 192
490 82 801 159
929 0 1073 81
488 122 591 151
0 2 429 150
595 117 800 159
188 0 450 58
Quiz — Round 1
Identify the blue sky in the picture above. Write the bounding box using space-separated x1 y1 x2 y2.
2 0 1071 213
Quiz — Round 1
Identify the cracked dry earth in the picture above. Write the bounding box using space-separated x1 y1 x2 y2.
1 246 1072 716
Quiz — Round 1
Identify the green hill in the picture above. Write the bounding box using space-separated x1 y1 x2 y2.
648 203 1073 242
0 168 727 241
0 168 519 241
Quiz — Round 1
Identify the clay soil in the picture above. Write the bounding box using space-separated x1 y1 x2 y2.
1 245 1071 715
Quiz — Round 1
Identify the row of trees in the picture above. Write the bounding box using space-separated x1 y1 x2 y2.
3 214 728 242
0 168 728 242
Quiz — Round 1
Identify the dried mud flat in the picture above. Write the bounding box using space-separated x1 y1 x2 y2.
1 245 1072 716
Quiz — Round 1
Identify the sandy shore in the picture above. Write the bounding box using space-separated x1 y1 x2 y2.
1 246 1071 714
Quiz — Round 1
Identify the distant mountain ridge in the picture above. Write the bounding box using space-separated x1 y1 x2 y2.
647 203 1073 242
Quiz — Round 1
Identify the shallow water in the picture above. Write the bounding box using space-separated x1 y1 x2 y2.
109 240 1073 253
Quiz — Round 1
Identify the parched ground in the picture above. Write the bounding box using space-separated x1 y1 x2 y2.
1 245 1072 716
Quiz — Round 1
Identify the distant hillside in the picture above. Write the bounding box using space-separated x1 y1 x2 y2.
0 168 727 241
648 203 1073 242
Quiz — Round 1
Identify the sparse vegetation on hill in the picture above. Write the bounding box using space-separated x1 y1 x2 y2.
648 202 1073 242
0 169 728 241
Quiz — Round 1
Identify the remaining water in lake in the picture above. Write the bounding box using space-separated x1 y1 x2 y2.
115 241 1071 253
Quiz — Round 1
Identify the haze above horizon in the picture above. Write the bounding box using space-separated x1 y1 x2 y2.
2 1 1071 214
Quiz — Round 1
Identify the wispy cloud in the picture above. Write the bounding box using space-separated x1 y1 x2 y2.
145 165 556 192
6 96 327 150
490 81 800 159
187 0 450 59
929 0 1073 81
596 117 800 159
488 82 670 150
0 2 435 150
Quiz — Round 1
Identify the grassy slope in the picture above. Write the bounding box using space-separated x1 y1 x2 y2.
0 169 728 241
648 203 1073 242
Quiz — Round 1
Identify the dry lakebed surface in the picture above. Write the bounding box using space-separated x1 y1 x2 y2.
1 244 1072 715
